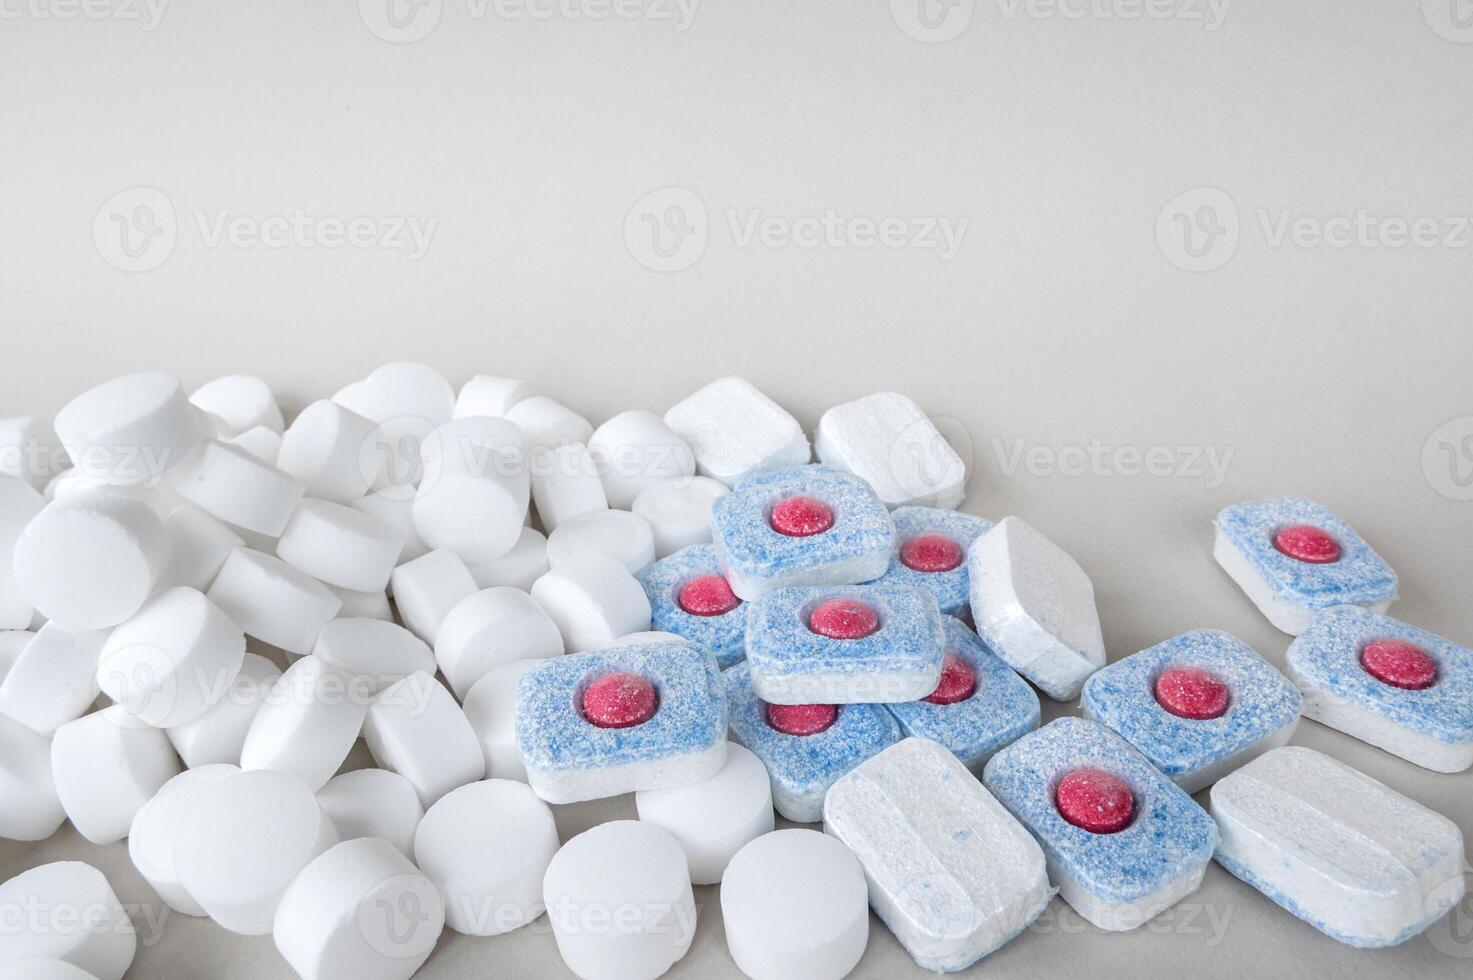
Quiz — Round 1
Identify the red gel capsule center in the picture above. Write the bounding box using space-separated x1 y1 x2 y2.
923 653 977 705
1055 768 1135 834
582 673 658 729
900 534 964 573
808 599 880 640
769 496 834 537
1360 639 1438 690
677 574 741 617
766 702 839 736
1273 525 1342 564
1154 667 1231 720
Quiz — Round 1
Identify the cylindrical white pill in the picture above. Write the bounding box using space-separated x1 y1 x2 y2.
589 411 696 510
0 415 66 490
434 588 564 699
316 768 425 858
276 498 404 592
241 656 370 792
543 820 696 980
365 672 484 807
418 416 525 484
0 712 66 840
631 477 730 559
168 440 305 536
455 375 535 419
545 509 656 574
127 764 241 915
165 652 281 767
389 549 478 645
189 375 284 436
412 469 528 564
312 618 435 694
276 399 382 503
50 705 183 844
0 862 135 980
13 491 168 630
0 623 105 735
529 442 608 531
529 552 652 653
505 396 593 450
721 830 869 980
174 768 341 935
53 371 203 485
357 363 457 493
225 426 282 463
465 526 550 591
157 501 244 592
206 548 342 655
635 743 774 884
462 659 545 782
350 489 429 566
415 779 559 935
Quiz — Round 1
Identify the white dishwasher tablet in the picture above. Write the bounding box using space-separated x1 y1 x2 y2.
815 392 966 509
0 862 135 980
127 763 241 915
635 742 774 884
316 768 425 858
663 377 811 487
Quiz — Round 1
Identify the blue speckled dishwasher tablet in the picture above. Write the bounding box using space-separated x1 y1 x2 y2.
876 506 993 616
636 544 747 669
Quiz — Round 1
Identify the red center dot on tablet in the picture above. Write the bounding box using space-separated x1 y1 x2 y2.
923 653 977 705
765 702 838 736
1154 667 1230 720
769 496 834 537
1360 639 1438 690
900 534 964 573
1273 525 1342 564
676 575 741 617
1056 769 1135 834
809 598 880 639
582 673 658 729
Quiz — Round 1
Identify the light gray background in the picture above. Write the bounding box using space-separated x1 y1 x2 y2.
3 1 1472 977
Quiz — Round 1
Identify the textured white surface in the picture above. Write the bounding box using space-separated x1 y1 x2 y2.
364 672 485 807
462 659 545 782
631 477 729 558
815 392 966 509
529 551 652 653
53 372 201 487
465 526 551 591
434 587 564 699
388 549 478 645
1211 528 1394 636
529 442 609 531
664 378 811 487
0 624 106 736
50 706 182 845
127 764 240 916
316 768 425 859
545 508 657 574
167 440 304 537
275 498 403 592
239 656 368 792
206 548 342 655
0 862 135 980
165 653 280 768
311 617 435 695
588 410 696 509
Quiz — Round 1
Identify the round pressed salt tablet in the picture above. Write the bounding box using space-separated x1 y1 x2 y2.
455 375 535 419
0 623 106 735
50 705 182 844
206 548 342 655
0 862 135 980
462 659 544 782
224 425 282 463
412 469 528 564
419 416 526 484
635 743 774 884
333 379 369 415
390 549 478 645
530 552 652 653
546 510 656 574
276 499 403 592
529 443 608 532
189 375 283 437
13 491 168 630
157 502 243 592
0 472 46 516
435 588 564 699
97 587 246 728
274 836 444 980
543 820 695 980
166 652 280 767
721 830 868 980
316 768 425 858
127 764 241 915
0 509 35 630
0 628 34 680
0 711 66 840
415 779 559 935
0 957 100 979
312 618 435 694
631 477 730 559
350 489 428 566
505 396 593 450
359 362 456 430
276 400 382 504
175 768 340 935
241 656 370 792
466 526 550 591
0 415 65 490
167 439 305 536
329 585 392 621
588 411 696 510
365 672 484 807
53 371 202 486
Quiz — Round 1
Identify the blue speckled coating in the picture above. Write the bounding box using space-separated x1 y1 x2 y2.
1082 630 1301 783
710 465 894 593
1216 498 1397 609
885 617 1039 772
1287 606 1473 745
982 718 1218 904
515 637 727 775
724 662 901 822
745 583 945 701
635 544 746 669
877 506 993 615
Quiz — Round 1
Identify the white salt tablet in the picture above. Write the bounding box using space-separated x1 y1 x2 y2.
50 705 182 844
416 779 559 936
0 957 100 979
175 768 340 935
328 584 392 621
241 656 369 792
530 552 652 653
157 502 243 592
189 374 283 436
546 510 656 574
365 672 484 806
543 820 695 980
0 623 106 735
1 473 46 514
274 836 445 980
418 416 525 483
462 659 544 782
455 375 535 419
127 763 241 915
505 396 593 449
207 548 342 655
312 618 435 694
721 830 869 980
54 371 203 485
0 415 65 490
412 468 528 564
0 711 66 840
589 410 696 510
332 379 369 415
359 362 456 431
529 442 608 531
635 743 774 885
13 491 168 630
631 477 729 558
0 629 33 682
390 549 477 645
0 862 135 980
434 588 564 699
466 526 550 591
277 498 403 592
97 587 246 728
815 392 966 509
664 377 811 487
168 439 305 536
166 652 280 767
350 489 429 564
276 399 382 503
225 425 283 463
0 508 34 630
316 768 425 858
